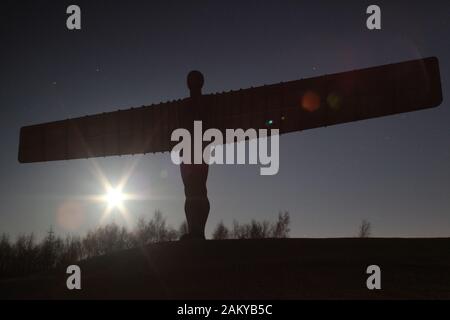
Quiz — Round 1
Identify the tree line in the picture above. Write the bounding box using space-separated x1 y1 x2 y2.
0 210 291 279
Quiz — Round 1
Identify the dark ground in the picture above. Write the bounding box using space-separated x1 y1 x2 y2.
1 238 449 300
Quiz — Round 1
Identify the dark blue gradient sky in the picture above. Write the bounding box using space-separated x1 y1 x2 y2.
1 0 449 239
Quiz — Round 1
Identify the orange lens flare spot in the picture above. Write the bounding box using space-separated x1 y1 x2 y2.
57 201 85 231
301 91 321 112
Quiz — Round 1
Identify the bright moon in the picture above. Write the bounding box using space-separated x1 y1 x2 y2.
105 187 125 209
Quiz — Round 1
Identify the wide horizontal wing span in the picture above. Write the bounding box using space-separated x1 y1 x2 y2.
18 57 442 163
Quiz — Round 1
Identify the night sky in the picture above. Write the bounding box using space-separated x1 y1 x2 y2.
1 0 449 239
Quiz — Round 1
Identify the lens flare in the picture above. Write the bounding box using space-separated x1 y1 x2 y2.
301 91 321 112
57 200 85 231
327 92 342 110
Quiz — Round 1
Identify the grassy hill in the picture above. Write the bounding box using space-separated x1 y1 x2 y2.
1 238 449 299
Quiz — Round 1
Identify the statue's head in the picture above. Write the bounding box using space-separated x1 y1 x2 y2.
187 70 204 96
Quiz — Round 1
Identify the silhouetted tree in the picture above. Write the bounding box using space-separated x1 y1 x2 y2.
58 236 83 266
212 221 229 240
271 211 291 238
150 210 175 242
14 233 38 276
249 220 271 239
358 219 372 238
133 210 178 245
39 227 57 270
232 220 247 239
82 230 99 258
0 234 12 277
134 216 152 246
229 212 291 239
82 223 131 257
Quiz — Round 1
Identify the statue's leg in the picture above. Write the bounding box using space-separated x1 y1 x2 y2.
180 163 210 239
